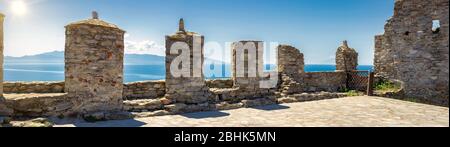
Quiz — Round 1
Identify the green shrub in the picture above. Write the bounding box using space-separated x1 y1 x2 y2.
375 80 401 92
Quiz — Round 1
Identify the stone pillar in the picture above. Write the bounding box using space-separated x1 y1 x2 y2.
277 45 304 75
336 40 358 72
165 19 211 104
231 41 264 92
0 13 12 116
65 12 125 113
0 13 4 97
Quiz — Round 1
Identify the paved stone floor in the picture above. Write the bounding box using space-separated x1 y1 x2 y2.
54 96 449 127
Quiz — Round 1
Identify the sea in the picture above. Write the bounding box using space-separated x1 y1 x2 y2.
4 64 374 83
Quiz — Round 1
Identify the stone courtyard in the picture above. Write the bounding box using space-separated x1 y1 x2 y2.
51 96 449 127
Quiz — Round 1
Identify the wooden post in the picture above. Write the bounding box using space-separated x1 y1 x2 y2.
367 72 375 96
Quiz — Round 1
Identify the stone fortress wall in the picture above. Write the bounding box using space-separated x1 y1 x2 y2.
1 0 448 119
0 11 366 118
374 0 449 106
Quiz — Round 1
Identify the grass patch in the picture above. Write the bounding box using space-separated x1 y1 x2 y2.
346 90 360 97
375 80 402 93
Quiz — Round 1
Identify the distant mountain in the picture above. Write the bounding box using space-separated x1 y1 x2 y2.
124 54 166 65
5 51 64 64
4 51 223 65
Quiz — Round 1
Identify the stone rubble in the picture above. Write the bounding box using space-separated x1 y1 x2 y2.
9 118 54 127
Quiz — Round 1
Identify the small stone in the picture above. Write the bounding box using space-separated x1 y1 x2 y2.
10 118 54 127
277 97 297 104
160 98 172 105
164 103 187 113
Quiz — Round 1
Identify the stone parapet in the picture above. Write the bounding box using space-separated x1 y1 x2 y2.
3 81 65 94
123 80 165 100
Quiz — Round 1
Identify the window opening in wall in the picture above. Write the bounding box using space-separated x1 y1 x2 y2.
432 20 440 34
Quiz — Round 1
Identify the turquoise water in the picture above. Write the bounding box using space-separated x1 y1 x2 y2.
4 64 373 82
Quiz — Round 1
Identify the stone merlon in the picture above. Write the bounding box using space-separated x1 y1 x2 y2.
65 11 125 32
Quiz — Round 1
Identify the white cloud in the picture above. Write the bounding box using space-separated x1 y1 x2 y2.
125 39 165 56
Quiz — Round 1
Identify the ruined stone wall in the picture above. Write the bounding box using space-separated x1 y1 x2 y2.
231 41 272 98
299 72 347 92
65 13 125 113
277 45 305 75
374 0 449 105
277 45 305 95
3 82 65 94
165 19 212 104
374 35 394 78
231 41 263 89
336 41 358 72
277 44 347 94
123 81 165 100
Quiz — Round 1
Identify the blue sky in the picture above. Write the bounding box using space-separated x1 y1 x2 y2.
0 0 394 65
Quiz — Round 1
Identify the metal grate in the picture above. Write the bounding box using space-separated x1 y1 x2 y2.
346 71 370 92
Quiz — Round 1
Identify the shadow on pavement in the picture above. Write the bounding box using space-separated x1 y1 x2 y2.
52 118 147 127
251 104 290 111
181 111 230 119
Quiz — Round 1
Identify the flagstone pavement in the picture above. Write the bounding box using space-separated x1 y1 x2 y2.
54 96 449 127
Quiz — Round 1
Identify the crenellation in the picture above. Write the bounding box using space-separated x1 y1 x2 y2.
64 12 125 114
164 19 213 104
2 1 446 121
230 41 271 99
0 13 375 120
